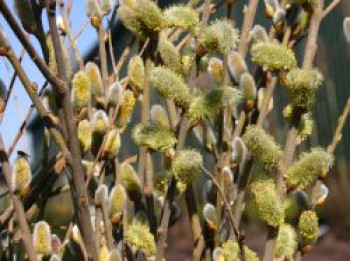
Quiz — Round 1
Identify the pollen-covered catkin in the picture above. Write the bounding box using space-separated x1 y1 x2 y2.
163 5 199 33
171 149 203 192
72 71 91 111
85 62 104 103
251 41 296 70
298 210 319 244
243 125 282 170
108 184 126 223
128 56 145 90
274 223 298 259
199 19 239 54
125 223 156 256
77 120 92 152
33 221 52 255
149 67 191 107
132 123 177 151
285 147 334 189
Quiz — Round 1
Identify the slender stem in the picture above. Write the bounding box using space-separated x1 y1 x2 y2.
321 0 341 20
98 25 109 92
0 135 38 261
327 98 350 154
46 2 97 259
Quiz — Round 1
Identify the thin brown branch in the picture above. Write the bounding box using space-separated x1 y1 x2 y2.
328 98 350 154
321 0 341 20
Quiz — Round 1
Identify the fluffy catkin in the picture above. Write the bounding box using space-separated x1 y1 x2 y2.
77 119 92 152
116 90 136 132
85 62 104 102
158 34 183 74
103 128 121 158
149 67 191 107
125 223 156 256
150 104 170 129
285 147 334 189
222 240 259 261
199 19 239 54
242 125 282 170
107 81 123 107
284 67 324 109
128 55 145 90
250 179 284 227
251 41 296 70
163 5 199 34
228 51 248 83
108 184 126 223
298 210 319 243
33 221 52 255
71 71 91 111
171 149 203 192
132 123 177 151
274 223 298 259
12 155 32 193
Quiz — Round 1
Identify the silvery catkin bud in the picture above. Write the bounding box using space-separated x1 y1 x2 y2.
284 67 324 110
103 128 121 158
188 86 242 121
251 41 296 70
132 123 177 152
125 223 156 256
12 154 32 194
311 181 329 206
158 35 182 74
92 110 109 134
120 162 141 201
108 184 126 223
243 125 282 170
228 51 247 83
85 0 103 28
344 17 350 43
231 137 247 166
222 240 259 261
42 89 58 114
85 62 104 103
203 203 217 230
208 57 224 83
171 149 203 192
250 180 284 227
164 5 199 34
150 104 170 129
199 19 239 54
117 90 136 132
49 254 61 261
251 25 269 43
285 148 333 190
33 221 52 255
95 184 108 207
107 81 123 107
193 125 217 153
274 223 298 259
128 55 145 91
77 120 92 152
0 26 10 55
239 72 257 111
149 67 191 107
298 210 319 244
72 71 91 111
14 0 37 34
